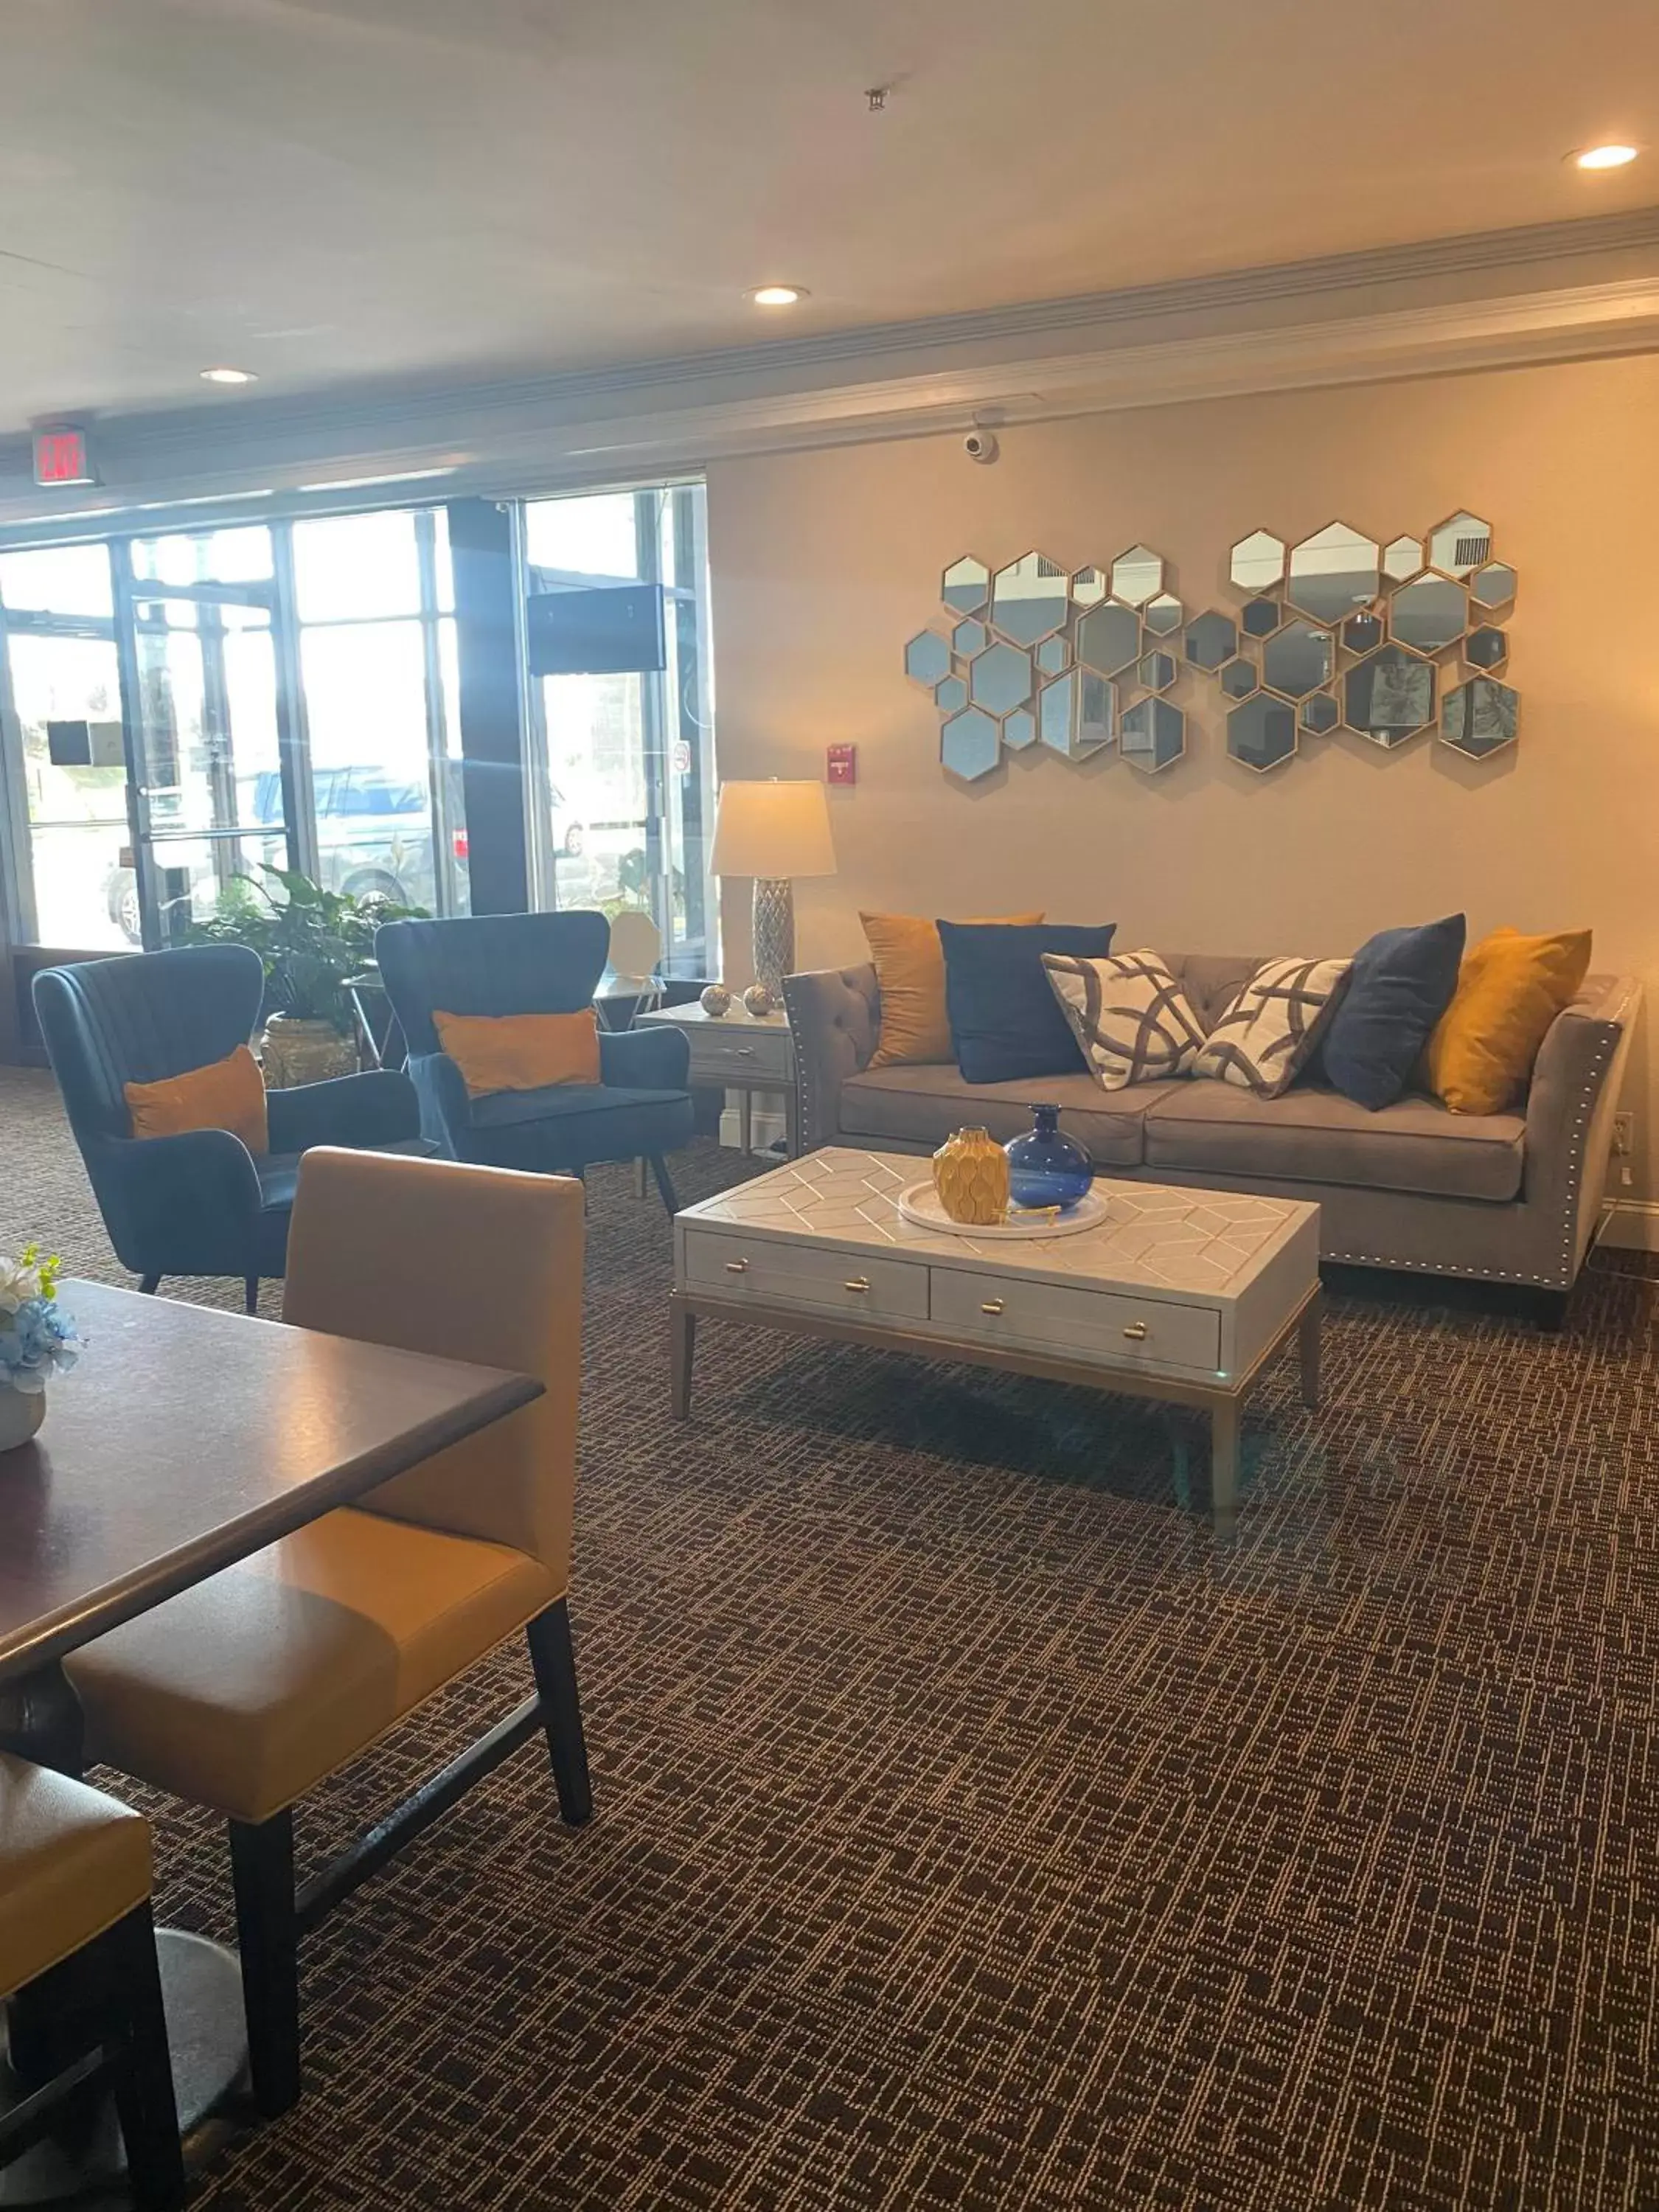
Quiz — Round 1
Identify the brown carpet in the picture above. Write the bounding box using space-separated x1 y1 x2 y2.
4 1063 1659 2210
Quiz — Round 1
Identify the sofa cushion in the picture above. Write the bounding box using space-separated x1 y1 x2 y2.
1042 950 1206 1088
1144 1082 1525 1202
839 1065 1186 1168
1320 914 1466 1110
1193 956 1352 1098
938 921 1116 1083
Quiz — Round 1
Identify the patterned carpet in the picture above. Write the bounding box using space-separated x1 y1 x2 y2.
4 1062 1659 2210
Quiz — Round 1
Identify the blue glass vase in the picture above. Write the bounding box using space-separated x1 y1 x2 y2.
1004 1104 1092 1212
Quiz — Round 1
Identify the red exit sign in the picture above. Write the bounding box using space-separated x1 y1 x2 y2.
32 425 97 487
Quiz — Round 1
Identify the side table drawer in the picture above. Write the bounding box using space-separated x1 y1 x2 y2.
687 1026 793 1082
929 1267 1220 1374
684 1230 928 1321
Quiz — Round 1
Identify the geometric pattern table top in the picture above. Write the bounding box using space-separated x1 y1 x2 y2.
678 1147 1317 1304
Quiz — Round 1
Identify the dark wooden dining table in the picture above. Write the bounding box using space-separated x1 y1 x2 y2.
0 1279 543 2199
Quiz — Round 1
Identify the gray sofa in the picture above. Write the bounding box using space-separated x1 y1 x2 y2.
782 953 1641 1314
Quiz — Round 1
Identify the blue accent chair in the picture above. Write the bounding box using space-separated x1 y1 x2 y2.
374 912 694 1210
33 945 424 1311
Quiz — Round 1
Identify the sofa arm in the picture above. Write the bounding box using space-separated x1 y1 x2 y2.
782 964 881 1151
601 1025 691 1092
1523 973 1642 1284
90 1127 265 1279
266 1068 420 1152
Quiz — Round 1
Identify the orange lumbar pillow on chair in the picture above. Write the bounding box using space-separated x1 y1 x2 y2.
125 1043 269 1154
1421 927 1593 1115
434 1009 602 1096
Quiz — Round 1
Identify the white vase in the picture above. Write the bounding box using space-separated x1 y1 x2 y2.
0 1388 45 1453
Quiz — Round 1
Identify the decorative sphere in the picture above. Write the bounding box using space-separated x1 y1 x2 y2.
700 984 732 1017
742 984 776 1018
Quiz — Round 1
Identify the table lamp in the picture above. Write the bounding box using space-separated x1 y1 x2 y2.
709 779 838 998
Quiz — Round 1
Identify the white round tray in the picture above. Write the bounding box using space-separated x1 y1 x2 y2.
897 1181 1109 1240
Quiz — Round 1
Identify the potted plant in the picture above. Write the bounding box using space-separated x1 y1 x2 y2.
187 866 425 1088
0 1244 80 1453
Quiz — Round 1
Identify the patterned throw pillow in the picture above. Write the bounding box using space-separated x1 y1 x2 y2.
1041 950 1206 1091
1193 956 1352 1098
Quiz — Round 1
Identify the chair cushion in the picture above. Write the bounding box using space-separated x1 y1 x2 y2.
1422 927 1593 1115
862 911 1043 1068
125 1043 268 1155
0 1754 150 1999
68 1507 560 1826
255 1137 436 1219
839 1065 1186 1169
434 1008 601 1096
1144 1082 1525 1202
938 921 1116 1083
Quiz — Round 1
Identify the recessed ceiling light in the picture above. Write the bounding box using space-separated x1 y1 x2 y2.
1571 143 1638 170
748 285 807 307
200 366 258 384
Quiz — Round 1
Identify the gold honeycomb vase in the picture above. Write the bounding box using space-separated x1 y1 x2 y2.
931 1127 1010 1226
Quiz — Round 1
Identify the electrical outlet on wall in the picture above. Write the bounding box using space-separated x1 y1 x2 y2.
1613 1110 1635 1189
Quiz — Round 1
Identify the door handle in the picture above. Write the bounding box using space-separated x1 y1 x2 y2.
1122 1321 1148 1340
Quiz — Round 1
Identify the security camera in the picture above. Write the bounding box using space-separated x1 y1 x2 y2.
963 428 999 465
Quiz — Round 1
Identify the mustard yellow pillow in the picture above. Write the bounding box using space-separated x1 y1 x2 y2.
862 912 1043 1068
434 1008 601 1097
1422 928 1592 1115
125 1043 268 1155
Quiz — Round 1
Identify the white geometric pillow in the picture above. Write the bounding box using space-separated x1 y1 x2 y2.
1041 950 1208 1090
1192 955 1352 1098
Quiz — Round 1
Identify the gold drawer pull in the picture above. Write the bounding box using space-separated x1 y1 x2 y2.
1122 1321 1148 1340
737 1046 756 1057
725 1259 749 1274
844 1276 870 1293
981 1299 1006 1315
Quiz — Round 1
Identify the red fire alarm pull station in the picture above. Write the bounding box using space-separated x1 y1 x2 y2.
32 425 97 488
827 743 857 786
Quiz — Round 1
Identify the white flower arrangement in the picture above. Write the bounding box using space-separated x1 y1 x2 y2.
0 1245 81 1396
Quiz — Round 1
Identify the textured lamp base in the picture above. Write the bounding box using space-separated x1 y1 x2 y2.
752 878 795 998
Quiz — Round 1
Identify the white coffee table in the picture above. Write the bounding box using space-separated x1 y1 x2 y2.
670 1147 1321 1527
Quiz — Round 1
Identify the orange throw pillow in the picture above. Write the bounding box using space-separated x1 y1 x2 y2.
1422 927 1593 1115
125 1044 269 1155
434 1008 602 1097
862 911 1043 1068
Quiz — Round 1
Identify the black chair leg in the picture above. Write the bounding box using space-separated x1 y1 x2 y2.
525 1599 592 1827
243 1276 260 1315
102 1904 187 2212
138 1274 161 1295
647 1153 678 1214
227 1809 301 2118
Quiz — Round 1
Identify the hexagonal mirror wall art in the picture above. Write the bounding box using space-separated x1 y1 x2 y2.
1003 706 1037 751
1470 562 1517 611
1301 693 1340 735
940 706 1003 781
904 630 952 689
1262 620 1335 700
1442 677 1517 759
1136 651 1178 694
1037 669 1114 759
942 556 990 619
1110 544 1164 606
934 674 968 714
1230 530 1286 594
1075 600 1142 678
1143 593 1183 636
952 618 987 658
1220 658 1259 700
1464 625 1508 672
1343 611 1385 655
1071 565 1109 608
1389 574 1468 656
1382 535 1424 584
1286 522 1381 625
1343 645 1436 748
1184 610 1239 671
1426 512 1492 579
1035 635 1070 677
1121 698 1185 773
990 552 1069 645
1228 695 1298 773
1241 597 1283 640
970 640 1034 716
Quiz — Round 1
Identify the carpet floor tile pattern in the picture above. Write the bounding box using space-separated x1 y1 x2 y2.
3 1063 1658 2208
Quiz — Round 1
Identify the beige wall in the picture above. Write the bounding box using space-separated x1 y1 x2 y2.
706 352 1659 1194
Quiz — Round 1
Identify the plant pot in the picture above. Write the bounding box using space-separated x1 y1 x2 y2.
258 1015 358 1089
0 1388 45 1453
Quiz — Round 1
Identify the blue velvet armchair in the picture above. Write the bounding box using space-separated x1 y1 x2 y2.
374 911 694 1209
33 945 423 1310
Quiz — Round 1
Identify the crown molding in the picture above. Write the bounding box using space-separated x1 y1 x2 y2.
4 206 1658 539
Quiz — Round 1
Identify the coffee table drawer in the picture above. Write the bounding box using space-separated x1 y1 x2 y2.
929 1266 1220 1374
684 1230 928 1321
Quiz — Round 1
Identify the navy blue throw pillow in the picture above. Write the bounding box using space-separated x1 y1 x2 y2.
1321 914 1467 1110
938 921 1116 1084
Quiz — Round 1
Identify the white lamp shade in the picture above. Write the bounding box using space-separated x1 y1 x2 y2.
709 779 837 880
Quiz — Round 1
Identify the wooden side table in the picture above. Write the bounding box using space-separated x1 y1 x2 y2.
635 1003 797 1158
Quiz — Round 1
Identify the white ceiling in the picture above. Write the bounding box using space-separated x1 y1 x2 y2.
1 0 1656 439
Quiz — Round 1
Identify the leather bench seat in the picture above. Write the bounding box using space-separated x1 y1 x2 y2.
0 1755 152 2001
838 1066 1189 1168
1144 1082 1526 1203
